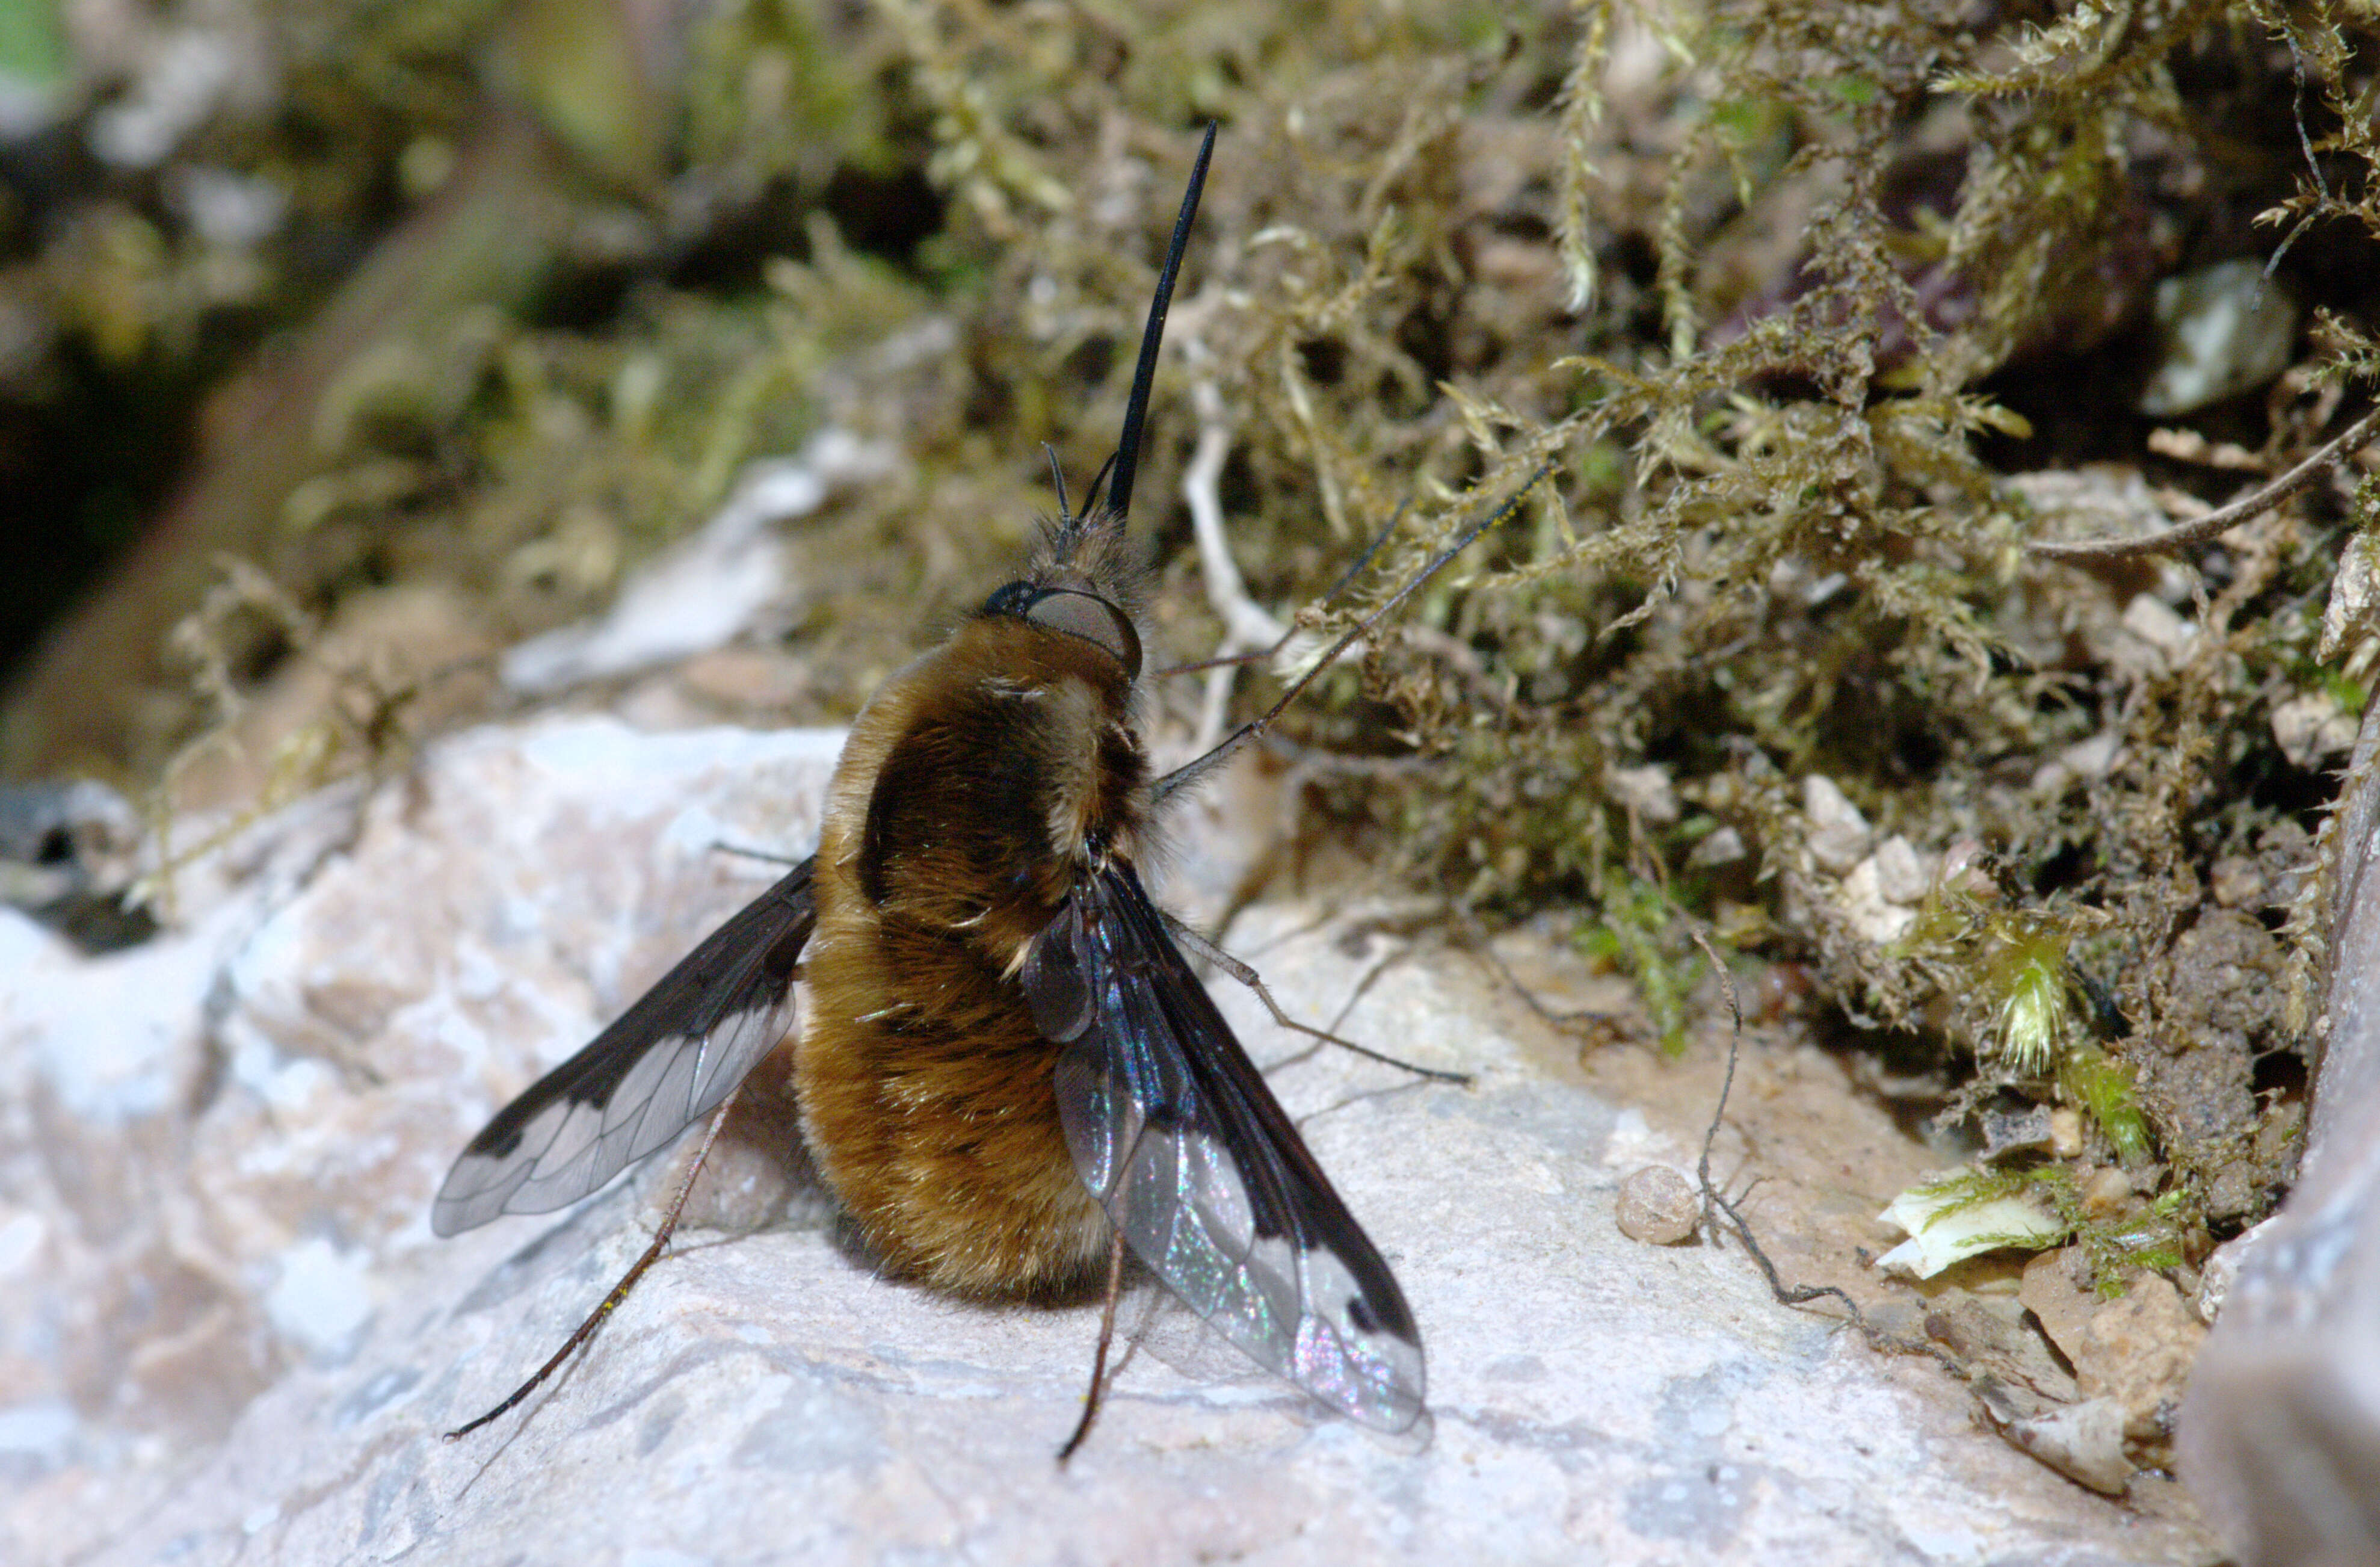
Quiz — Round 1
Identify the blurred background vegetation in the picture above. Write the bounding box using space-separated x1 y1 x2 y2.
1 0 2376 1282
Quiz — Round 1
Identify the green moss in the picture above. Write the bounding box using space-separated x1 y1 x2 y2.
2061 1047 2154 1167
1576 877 1704 1055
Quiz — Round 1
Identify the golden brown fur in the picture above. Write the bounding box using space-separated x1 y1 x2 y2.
799 613 1150 1297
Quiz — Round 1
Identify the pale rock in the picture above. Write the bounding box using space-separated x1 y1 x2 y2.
1871 836 1932 906
2032 732 2124 795
2319 528 2380 668
502 431 897 694
0 719 2217 1565
1688 825 1746 868
1995 1399 2135 1496
1614 1166 1698 1246
1837 854 1917 944
2271 691 2359 770
1802 774 1872 874
2120 594 2195 663
1979 1105 2055 1162
2207 856 2263 909
2138 260 2299 418
1605 764 1680 826
2079 1166 2134 1217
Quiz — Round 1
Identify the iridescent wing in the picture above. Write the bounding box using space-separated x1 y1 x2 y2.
432 859 815 1236
1023 861 1425 1431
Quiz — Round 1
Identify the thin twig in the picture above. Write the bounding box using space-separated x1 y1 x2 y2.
1457 912 1620 1036
1688 930 1868 1332
1183 372 1289 753
2030 404 2380 564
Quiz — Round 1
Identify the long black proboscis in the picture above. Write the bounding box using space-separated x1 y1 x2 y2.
1100 121 1218 527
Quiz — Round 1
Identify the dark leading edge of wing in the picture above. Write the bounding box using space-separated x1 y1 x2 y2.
431 859 817 1237
1025 861 1425 1432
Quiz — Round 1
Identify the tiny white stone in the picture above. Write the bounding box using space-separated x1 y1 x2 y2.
2121 593 2194 657
2272 692 2359 769
1607 764 1680 825
2320 530 2380 664
2139 259 2299 418
1803 775 1872 874
1689 825 1747 868
1871 836 1931 906
0 1210 47 1278
1839 855 1916 944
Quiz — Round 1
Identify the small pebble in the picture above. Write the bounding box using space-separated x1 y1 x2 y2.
1688 824 1747 868
1803 775 1873 874
2208 856 2263 909
1606 763 1680 825
1872 835 1932 905
1980 1104 2055 1161
2138 258 2298 417
2080 1166 2133 1217
1615 1166 1700 1246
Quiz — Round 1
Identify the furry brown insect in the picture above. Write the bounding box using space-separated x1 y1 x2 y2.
800 547 1148 1300
431 125 1549 1454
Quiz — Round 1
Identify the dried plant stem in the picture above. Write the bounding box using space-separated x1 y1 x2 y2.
1690 930 1867 1331
2030 405 2380 564
1183 372 1289 753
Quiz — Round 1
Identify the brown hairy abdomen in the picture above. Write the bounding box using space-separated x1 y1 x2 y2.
797 622 1141 1298
799 938 1103 1297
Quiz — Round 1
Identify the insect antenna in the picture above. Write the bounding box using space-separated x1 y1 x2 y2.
1091 120 1218 527
1153 457 1558 806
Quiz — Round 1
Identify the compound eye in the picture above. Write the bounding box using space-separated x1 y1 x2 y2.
1024 589 1142 679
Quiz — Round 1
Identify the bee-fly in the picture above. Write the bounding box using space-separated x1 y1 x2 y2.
432 123 1550 1453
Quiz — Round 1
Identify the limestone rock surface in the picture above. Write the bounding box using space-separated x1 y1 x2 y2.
2 716 2215 1565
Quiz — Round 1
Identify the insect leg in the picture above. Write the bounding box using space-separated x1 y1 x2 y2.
1156 499 1413 678
1153 457 1556 806
1162 913 1470 1085
1056 1223 1129 1463
445 1084 745 1441
706 839 808 868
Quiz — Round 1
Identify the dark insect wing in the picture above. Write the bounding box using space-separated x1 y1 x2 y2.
431 859 817 1237
1028 862 1425 1431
